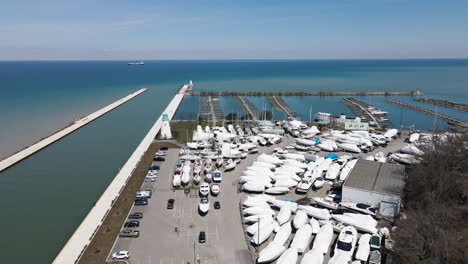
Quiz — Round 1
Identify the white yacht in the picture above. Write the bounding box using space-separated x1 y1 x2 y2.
199 197 210 214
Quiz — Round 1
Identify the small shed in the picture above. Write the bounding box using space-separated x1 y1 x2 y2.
342 159 405 217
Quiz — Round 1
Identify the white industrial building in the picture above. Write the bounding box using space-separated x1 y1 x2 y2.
342 159 405 217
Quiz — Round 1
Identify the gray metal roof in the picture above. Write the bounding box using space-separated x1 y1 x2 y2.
344 159 405 196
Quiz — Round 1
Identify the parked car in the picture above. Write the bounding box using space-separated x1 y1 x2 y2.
144 176 156 182
128 212 143 219
214 201 221 209
112 251 130 260
154 157 166 161
175 161 183 168
198 231 206 243
124 220 139 228
119 229 140 238
149 165 160 171
155 151 167 156
167 199 175 209
160 147 169 150
136 190 152 199
134 198 148 206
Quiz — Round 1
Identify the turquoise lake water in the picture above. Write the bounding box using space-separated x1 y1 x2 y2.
0 59 467 263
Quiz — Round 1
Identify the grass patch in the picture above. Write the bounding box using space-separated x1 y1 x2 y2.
78 141 177 264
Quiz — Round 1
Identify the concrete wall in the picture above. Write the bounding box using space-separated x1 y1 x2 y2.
53 85 187 264
342 186 401 217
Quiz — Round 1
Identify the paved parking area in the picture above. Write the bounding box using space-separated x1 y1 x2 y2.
108 134 405 264
108 145 251 264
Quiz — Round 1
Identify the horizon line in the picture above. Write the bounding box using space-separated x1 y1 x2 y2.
1 58 467 62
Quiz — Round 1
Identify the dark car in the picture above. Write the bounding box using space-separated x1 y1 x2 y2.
154 157 166 161
119 229 140 238
149 165 160 170
214 201 220 209
160 147 169 151
134 198 148 206
124 220 139 228
167 199 175 209
128 212 143 219
198 231 206 243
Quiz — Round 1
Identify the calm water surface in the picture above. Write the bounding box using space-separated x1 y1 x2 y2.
1 59 467 263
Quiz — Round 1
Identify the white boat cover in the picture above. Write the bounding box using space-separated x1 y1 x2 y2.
298 205 331 220
312 223 334 254
274 178 298 188
400 144 424 155
277 247 298 264
300 248 324 264
284 159 308 169
276 206 292 225
325 163 341 180
310 217 320 234
337 142 361 153
243 195 274 207
284 153 306 161
293 210 308 229
251 222 275 245
244 214 272 223
266 186 290 194
243 206 275 216
384 128 398 139
257 242 286 263
273 222 292 245
269 199 298 213
355 234 371 261
242 182 266 193
409 133 420 142
253 161 277 170
331 214 377 234
290 224 313 253
339 159 357 181
247 218 274 235
257 154 283 165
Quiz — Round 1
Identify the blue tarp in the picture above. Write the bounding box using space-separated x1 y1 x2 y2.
325 153 338 159
313 139 321 144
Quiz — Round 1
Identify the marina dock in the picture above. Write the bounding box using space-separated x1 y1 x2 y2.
53 85 189 264
414 97 468 112
185 91 422 96
342 97 387 128
386 100 468 129
199 96 224 122
0 88 148 173
236 96 259 121
266 95 297 118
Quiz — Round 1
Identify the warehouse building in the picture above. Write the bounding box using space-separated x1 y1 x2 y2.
342 159 406 217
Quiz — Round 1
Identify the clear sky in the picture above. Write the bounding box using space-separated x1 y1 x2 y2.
1 0 467 60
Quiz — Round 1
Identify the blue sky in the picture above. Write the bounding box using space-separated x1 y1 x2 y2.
1 0 467 60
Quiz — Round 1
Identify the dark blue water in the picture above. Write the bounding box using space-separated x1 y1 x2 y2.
1 59 468 263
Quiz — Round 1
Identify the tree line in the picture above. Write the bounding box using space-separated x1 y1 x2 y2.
392 134 467 264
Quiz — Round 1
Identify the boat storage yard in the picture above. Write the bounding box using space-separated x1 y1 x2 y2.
107 113 439 264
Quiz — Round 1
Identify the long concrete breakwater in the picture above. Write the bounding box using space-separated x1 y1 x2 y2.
386 100 468 127
53 84 189 264
0 88 148 173
414 97 468 112
186 91 423 96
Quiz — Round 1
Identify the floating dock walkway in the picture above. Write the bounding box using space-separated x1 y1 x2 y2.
414 97 468 112
186 91 422 96
386 100 468 129
0 88 147 173
266 95 297 118
199 96 224 122
236 96 259 121
53 84 189 264
342 98 389 128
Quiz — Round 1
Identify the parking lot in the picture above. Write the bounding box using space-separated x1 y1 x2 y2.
108 134 405 263
108 144 252 264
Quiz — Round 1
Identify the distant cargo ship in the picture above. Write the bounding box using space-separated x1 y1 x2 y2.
128 61 144 65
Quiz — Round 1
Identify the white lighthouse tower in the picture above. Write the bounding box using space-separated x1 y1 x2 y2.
160 113 172 139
